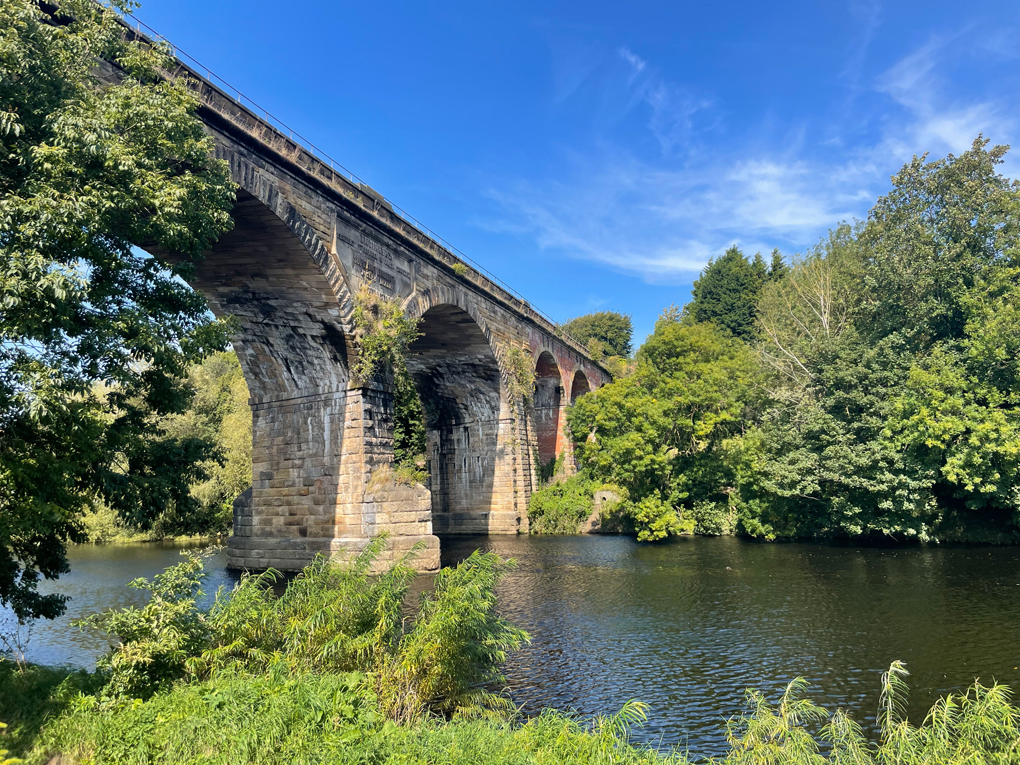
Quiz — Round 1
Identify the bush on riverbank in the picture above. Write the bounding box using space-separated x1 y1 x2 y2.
5 654 1020 764
70 538 527 721
528 475 596 534
4 547 1020 763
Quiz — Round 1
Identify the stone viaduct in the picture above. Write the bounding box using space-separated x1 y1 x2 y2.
133 48 612 572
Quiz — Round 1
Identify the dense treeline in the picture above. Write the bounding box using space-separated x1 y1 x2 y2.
80 352 253 543
537 139 1020 544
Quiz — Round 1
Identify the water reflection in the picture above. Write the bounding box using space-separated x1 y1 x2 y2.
6 536 1020 758
6 543 236 669
441 536 1020 755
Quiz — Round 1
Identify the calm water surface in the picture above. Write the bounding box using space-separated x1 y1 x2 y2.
9 536 1020 757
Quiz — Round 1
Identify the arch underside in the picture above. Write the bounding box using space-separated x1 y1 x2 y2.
405 304 516 534
188 188 359 567
534 351 563 468
571 370 591 404
179 161 600 563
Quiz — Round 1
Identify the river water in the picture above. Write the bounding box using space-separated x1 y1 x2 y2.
7 535 1020 757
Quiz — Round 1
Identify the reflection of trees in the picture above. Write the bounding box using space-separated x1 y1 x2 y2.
432 536 1020 755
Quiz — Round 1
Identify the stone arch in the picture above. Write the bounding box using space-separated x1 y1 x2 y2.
570 370 592 404
533 351 563 468
404 299 517 534
184 165 358 570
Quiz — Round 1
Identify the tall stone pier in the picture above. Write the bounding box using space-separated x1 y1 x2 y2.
135 50 612 571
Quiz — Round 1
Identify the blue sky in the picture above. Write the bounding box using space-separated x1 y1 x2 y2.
135 0 1020 345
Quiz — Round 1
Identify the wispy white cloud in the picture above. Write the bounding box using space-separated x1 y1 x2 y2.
481 26 1018 283
874 34 1014 160
618 46 645 76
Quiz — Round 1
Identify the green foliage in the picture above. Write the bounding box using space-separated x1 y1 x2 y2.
528 474 596 535
147 351 253 537
562 311 634 360
351 283 421 384
756 225 864 398
33 671 675 765
0 722 17 765
723 662 1020 765
688 246 769 341
76 549 214 699
76 538 528 724
351 284 426 475
688 499 734 536
393 366 427 477
568 320 759 540
500 341 535 405
378 551 529 723
0 0 236 620
13 654 1020 764
860 137 1020 351
739 139 1020 542
451 262 471 278
628 495 687 541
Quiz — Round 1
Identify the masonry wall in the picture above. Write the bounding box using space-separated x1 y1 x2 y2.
190 122 608 570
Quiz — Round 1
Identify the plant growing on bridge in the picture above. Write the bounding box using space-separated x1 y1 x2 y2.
0 0 236 622
351 280 427 479
499 340 535 405
351 281 421 385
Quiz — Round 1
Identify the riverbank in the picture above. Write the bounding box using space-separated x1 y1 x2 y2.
10 535 1020 754
4 540 1020 763
78 503 229 546
4 658 1019 764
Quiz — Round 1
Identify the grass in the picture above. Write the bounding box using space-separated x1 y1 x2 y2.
4 544 1020 764
6 668 676 765
6 660 1020 764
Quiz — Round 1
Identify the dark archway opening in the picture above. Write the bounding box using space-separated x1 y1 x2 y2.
405 305 502 533
186 188 354 565
570 370 591 404
534 351 563 480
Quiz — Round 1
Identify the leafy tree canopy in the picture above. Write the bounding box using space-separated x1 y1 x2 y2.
561 311 633 360
0 0 235 619
568 318 760 539
740 138 1020 542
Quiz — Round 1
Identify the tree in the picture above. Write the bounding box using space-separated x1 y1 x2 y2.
756 225 864 397
0 0 235 619
861 136 1020 351
561 311 633 360
768 248 787 281
163 351 253 535
568 318 759 539
739 139 1020 542
688 246 767 341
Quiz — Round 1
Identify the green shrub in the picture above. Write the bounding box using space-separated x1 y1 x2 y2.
722 661 1020 764
76 550 214 699
687 500 735 536
377 551 529 723
528 475 596 535
76 537 528 723
628 496 689 541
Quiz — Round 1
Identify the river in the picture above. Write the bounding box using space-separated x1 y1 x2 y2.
6 535 1020 757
